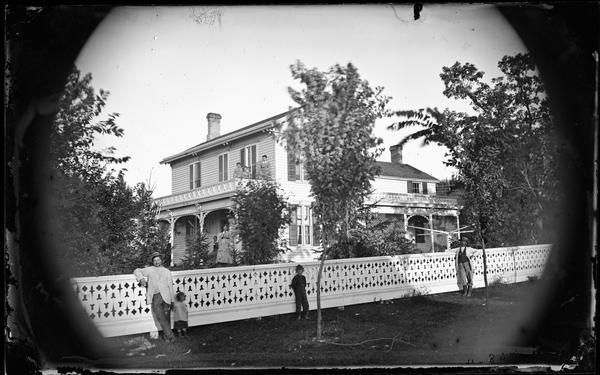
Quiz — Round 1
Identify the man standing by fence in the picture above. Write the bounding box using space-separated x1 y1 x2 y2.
454 238 478 297
133 252 176 342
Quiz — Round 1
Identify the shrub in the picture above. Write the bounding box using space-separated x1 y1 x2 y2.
180 230 212 269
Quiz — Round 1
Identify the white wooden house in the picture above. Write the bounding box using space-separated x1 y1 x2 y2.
154 110 461 265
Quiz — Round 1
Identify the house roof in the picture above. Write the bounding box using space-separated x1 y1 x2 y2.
161 109 436 182
375 161 439 182
160 108 298 164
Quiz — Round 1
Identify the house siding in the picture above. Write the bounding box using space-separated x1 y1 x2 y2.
171 156 201 194
372 177 409 194
170 133 277 195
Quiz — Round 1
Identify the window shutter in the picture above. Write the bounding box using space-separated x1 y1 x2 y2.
251 145 257 179
287 150 297 181
422 182 428 194
195 162 202 188
224 154 228 180
190 164 194 190
240 148 246 167
407 180 412 193
218 156 223 181
289 224 298 246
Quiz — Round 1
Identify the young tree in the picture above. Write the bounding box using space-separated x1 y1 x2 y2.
129 182 172 271
282 61 390 339
391 54 559 247
181 228 212 269
231 179 290 265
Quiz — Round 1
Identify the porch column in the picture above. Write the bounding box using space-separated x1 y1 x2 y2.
194 203 205 233
429 214 434 251
168 211 175 267
195 212 207 233
403 213 408 231
456 214 460 239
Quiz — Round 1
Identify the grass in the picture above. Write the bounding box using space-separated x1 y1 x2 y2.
89 281 574 369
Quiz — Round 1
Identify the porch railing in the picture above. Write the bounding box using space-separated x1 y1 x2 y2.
71 244 550 337
154 180 240 208
369 192 459 207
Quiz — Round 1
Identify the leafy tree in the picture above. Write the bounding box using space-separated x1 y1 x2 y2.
391 53 560 303
50 69 170 276
391 53 559 247
50 69 130 276
282 61 390 339
231 179 290 265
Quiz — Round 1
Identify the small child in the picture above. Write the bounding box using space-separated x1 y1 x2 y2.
173 291 189 336
290 264 309 320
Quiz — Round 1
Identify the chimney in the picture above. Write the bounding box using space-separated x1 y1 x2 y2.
206 113 222 141
390 144 403 164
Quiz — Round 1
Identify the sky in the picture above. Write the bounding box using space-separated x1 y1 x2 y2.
75 5 528 197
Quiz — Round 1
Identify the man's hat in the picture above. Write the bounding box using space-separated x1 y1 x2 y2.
150 252 162 262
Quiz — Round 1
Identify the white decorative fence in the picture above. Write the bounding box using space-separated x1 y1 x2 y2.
71 245 550 337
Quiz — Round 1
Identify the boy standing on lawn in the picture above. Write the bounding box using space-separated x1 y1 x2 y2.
290 264 309 320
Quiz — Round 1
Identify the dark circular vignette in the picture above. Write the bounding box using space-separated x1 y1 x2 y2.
499 2 598 359
4 3 598 373
5 5 116 373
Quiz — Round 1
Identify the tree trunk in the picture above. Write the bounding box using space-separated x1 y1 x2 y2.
316 247 326 340
478 219 489 305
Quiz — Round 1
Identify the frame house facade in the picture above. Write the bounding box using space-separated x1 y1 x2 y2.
154 110 461 265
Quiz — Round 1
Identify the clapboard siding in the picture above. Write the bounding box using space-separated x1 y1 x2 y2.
170 133 277 195
173 220 189 264
171 156 201 194
372 177 409 194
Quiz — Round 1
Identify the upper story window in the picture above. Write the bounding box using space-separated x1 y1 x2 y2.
240 145 257 179
408 180 420 194
218 153 229 182
287 149 305 181
189 162 201 189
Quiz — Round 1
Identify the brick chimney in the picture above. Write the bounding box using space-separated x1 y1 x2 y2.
206 113 222 141
390 143 403 164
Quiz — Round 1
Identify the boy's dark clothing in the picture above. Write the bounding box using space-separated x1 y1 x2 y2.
290 274 309 319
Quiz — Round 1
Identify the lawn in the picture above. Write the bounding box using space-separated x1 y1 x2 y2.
85 280 575 369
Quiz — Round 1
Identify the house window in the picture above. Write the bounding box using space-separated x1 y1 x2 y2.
289 205 320 246
218 153 229 182
189 162 201 189
304 206 311 245
407 180 420 193
287 149 304 181
240 145 257 179
289 206 299 246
